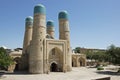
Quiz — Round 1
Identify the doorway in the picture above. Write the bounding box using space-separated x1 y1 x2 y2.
50 63 58 72
80 61 83 66
14 63 19 71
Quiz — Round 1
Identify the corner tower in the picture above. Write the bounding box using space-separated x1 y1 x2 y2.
21 16 33 70
23 16 33 54
29 4 46 74
58 11 72 71
47 20 55 38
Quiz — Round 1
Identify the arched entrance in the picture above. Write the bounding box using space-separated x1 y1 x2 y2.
78 57 85 67
14 57 20 71
50 63 58 72
72 57 76 67
49 47 63 72
80 60 83 66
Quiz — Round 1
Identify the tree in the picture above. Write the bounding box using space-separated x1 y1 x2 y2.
74 47 81 53
106 45 120 64
74 45 120 65
0 47 14 70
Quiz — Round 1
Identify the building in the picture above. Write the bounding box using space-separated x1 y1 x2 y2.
8 4 86 74
72 53 86 67
20 4 72 74
80 48 105 54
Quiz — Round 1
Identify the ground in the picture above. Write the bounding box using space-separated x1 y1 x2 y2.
0 66 120 80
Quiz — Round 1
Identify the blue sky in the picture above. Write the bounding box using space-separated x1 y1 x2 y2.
0 0 120 49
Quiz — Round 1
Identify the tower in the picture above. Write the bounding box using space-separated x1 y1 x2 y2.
21 16 33 70
47 20 55 38
29 4 46 74
58 11 72 71
23 16 33 54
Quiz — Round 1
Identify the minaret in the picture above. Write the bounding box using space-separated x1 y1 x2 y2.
58 11 72 71
22 16 33 54
29 4 46 74
47 20 55 38
21 16 33 70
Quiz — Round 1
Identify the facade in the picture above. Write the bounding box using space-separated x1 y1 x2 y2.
5 4 87 74
21 4 72 74
6 4 87 73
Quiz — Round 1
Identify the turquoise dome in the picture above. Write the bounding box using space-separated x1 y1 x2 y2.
25 16 33 22
47 20 54 27
34 4 46 14
47 20 54 31
58 11 68 20
25 16 33 27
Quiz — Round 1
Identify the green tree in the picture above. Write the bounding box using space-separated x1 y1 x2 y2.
85 49 107 62
0 47 14 70
85 51 94 60
106 45 120 64
74 47 81 53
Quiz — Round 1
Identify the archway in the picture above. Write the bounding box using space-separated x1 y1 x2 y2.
72 57 76 67
49 47 63 72
78 57 85 67
50 63 58 72
14 57 20 71
80 60 83 66
15 63 19 70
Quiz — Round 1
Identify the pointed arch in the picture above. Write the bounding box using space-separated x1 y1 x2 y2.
78 57 86 67
72 57 76 67
48 47 63 72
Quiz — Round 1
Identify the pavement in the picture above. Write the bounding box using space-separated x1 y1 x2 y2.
0 67 120 80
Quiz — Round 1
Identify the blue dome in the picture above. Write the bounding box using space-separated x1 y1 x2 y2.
34 4 46 14
58 11 68 20
25 16 33 22
47 20 54 27
25 16 33 27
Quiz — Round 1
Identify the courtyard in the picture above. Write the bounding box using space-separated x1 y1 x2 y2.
0 66 120 80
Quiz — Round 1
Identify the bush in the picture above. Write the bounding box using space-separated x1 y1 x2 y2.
97 66 104 70
0 47 14 70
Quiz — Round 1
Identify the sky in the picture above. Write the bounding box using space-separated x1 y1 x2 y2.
0 0 120 49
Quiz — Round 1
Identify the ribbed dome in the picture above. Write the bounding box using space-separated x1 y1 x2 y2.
47 20 54 27
58 11 68 20
25 16 33 22
34 4 46 14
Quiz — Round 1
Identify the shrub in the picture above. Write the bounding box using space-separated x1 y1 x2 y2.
97 66 104 70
